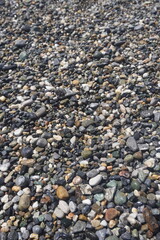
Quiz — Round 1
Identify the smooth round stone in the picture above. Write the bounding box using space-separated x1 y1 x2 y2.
94 193 105 202
36 138 48 148
114 191 127 205
15 176 28 187
144 158 155 168
69 201 77 212
131 179 141 190
87 169 99 178
72 176 82 185
54 207 65 218
58 200 70 214
32 225 42 234
89 175 102 186
56 186 69 200
21 147 33 158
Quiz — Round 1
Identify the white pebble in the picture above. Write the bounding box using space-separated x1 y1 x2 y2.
89 174 102 186
14 128 23 136
82 199 92 205
58 200 70 214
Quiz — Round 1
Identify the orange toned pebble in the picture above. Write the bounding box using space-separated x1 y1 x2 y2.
12 186 21 192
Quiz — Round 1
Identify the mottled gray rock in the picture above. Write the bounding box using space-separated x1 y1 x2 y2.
126 137 138 151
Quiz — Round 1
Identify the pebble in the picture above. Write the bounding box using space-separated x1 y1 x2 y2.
114 191 127 205
89 174 103 186
54 207 65 218
21 147 33 158
18 194 31 211
126 137 138 152
144 158 155 168
105 208 120 221
105 187 116 202
15 39 26 47
73 220 86 233
58 200 70 214
36 138 48 148
56 186 69 199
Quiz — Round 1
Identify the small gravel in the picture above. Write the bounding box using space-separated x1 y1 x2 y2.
0 0 160 239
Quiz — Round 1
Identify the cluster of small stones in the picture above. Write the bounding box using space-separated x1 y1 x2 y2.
0 0 160 239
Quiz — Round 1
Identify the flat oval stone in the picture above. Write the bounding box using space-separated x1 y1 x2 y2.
56 186 69 200
89 175 102 186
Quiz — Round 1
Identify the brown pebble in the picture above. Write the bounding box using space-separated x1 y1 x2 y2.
105 208 120 221
146 230 154 239
133 151 143 160
79 214 88 221
143 207 159 233
56 186 69 200
40 195 51 204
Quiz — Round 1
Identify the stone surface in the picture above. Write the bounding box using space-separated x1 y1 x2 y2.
143 207 159 233
126 137 138 152
56 186 69 199
105 208 120 221
18 194 30 211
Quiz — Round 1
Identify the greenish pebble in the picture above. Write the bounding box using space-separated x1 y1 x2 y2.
81 149 92 159
94 193 105 202
132 229 139 238
106 180 117 188
19 51 27 61
106 158 116 163
107 180 122 189
138 170 148 182
114 191 127 205
105 236 120 240
38 215 45 222
112 150 120 158
154 163 160 171
124 154 133 162
131 179 141 190
19 220 27 227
